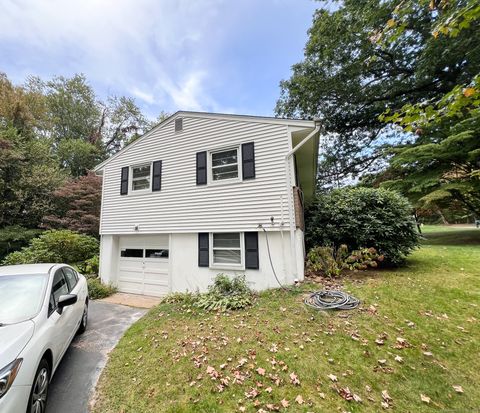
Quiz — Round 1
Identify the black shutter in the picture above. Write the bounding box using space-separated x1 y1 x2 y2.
152 160 162 192
245 232 259 269
198 233 209 267
242 142 255 180
120 167 129 195
196 151 207 185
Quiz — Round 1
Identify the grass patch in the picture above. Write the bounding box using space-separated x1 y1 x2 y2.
94 228 480 412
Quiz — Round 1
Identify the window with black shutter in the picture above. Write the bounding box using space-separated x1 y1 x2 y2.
196 151 207 185
152 160 162 192
198 233 209 267
120 166 129 195
245 232 259 269
242 142 255 180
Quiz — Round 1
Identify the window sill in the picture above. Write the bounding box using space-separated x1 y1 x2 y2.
209 263 245 271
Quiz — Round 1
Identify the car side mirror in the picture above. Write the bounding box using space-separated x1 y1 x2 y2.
57 294 78 314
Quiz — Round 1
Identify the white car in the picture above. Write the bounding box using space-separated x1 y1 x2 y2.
0 264 89 413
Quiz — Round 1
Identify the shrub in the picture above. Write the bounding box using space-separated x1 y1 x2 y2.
307 245 383 277
162 292 199 306
0 226 42 261
307 245 349 277
345 247 384 270
305 188 420 265
2 229 99 267
195 274 254 311
87 276 117 299
80 255 99 275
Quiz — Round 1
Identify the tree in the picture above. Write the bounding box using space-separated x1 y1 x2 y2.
42 172 102 236
56 138 102 177
375 1 480 218
275 0 480 187
0 126 66 228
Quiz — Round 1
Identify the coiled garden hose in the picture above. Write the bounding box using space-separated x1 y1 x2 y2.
304 290 360 310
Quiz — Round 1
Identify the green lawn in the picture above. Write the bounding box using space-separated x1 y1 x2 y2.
94 228 480 412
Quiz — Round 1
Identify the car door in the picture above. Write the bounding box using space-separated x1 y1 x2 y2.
47 268 73 366
61 266 85 335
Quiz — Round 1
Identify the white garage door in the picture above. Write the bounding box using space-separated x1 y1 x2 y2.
118 235 170 297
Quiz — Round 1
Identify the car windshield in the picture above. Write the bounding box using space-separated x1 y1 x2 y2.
0 274 48 325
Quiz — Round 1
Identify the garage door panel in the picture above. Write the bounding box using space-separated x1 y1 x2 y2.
117 235 170 297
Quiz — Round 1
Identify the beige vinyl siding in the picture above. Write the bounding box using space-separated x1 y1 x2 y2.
100 116 292 234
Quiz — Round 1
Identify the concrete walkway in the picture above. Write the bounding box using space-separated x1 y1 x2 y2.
46 301 146 413
100 292 162 308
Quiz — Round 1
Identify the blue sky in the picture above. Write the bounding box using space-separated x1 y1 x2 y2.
0 0 319 119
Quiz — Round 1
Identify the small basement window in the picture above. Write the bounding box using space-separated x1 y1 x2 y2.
210 148 239 181
212 233 242 266
131 164 151 191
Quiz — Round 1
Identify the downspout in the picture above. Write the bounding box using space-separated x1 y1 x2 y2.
285 121 321 279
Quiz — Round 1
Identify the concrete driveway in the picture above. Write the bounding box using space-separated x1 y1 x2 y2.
46 301 147 413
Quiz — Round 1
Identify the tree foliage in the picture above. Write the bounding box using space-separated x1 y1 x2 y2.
276 0 480 188
42 173 102 236
375 0 480 217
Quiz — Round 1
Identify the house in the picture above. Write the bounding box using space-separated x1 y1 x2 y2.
94 111 320 297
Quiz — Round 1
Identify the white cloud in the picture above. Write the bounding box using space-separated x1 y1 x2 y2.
0 0 227 113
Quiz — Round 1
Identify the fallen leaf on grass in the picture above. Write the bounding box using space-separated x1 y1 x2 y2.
394 355 403 363
452 385 464 393
328 374 338 382
295 395 304 404
338 387 353 401
420 394 431 403
257 367 266 376
280 399 289 408
290 372 300 385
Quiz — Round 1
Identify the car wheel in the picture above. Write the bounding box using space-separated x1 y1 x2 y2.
27 358 50 413
77 301 88 334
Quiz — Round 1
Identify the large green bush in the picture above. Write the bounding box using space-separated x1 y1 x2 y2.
2 229 99 267
305 188 420 265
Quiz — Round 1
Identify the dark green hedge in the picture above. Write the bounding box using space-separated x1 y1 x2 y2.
305 188 420 265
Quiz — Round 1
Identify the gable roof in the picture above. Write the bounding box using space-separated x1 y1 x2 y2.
94 110 316 172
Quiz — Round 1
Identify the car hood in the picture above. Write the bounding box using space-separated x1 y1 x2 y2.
0 320 34 368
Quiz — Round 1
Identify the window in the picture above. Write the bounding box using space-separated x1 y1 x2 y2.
49 269 69 314
62 267 78 291
121 249 144 258
131 164 151 191
145 249 169 258
210 148 239 181
212 233 242 266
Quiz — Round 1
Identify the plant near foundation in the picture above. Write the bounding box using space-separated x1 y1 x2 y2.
162 292 199 307
345 247 384 270
86 276 117 299
307 245 349 277
307 245 384 277
195 274 254 311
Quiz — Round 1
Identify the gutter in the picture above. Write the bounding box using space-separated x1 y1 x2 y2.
285 121 321 279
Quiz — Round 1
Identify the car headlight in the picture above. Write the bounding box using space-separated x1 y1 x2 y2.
0 359 23 399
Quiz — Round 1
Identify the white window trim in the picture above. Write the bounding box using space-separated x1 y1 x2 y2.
129 163 152 193
208 146 241 185
209 232 245 270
